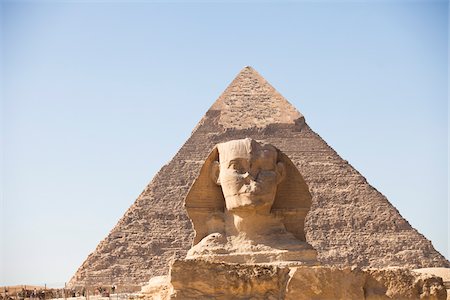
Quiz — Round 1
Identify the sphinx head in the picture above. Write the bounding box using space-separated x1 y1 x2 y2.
211 138 285 214
185 138 312 245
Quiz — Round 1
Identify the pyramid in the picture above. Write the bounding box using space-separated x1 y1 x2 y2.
69 66 449 291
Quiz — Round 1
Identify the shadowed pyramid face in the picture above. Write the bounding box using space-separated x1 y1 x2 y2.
216 138 284 213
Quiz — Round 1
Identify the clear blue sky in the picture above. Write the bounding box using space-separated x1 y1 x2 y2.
1 0 448 287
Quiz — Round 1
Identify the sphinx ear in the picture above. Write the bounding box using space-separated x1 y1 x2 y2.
276 162 286 184
210 161 221 185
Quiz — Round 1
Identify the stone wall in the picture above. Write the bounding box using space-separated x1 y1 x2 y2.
142 260 447 300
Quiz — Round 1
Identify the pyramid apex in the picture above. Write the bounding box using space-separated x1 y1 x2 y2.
238 65 261 76
206 67 304 130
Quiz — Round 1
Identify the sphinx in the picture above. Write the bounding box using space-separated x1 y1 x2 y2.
184 138 317 265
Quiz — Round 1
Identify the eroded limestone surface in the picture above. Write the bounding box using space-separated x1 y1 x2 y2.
185 138 317 265
139 260 447 300
209 67 303 130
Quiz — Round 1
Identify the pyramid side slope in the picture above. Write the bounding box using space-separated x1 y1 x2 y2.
68 129 213 290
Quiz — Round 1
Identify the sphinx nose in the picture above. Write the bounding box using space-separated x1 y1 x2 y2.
243 171 257 182
243 172 254 180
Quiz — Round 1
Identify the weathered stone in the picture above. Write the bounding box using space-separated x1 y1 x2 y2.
285 266 366 299
69 66 449 290
185 138 317 265
286 267 447 300
140 260 447 300
414 268 450 300
363 268 447 300
170 259 289 299
139 276 171 300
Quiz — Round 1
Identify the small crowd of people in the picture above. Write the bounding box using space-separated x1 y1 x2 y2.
1 286 118 300
1 288 69 300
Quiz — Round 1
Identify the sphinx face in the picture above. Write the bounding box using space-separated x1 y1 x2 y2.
216 139 284 213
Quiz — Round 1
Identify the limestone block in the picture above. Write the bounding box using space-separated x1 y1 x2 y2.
139 276 171 300
285 266 366 299
286 267 447 300
169 259 289 299
162 260 447 300
364 268 447 300
414 268 450 300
